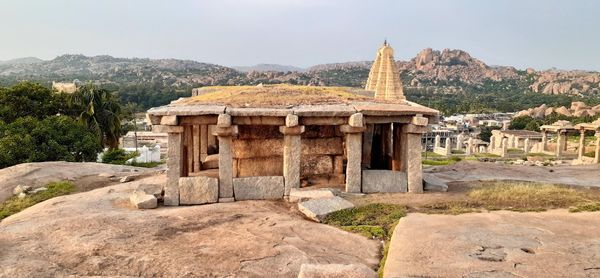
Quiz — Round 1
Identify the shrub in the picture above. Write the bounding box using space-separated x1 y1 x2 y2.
101 149 139 164
0 181 75 220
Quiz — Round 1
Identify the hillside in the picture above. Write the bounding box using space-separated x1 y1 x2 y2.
1 50 599 114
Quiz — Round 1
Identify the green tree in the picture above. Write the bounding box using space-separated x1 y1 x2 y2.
70 84 123 149
478 126 501 142
0 82 68 122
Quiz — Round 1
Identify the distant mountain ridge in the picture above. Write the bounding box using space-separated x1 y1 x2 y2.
233 64 305 73
0 57 43 65
0 49 599 113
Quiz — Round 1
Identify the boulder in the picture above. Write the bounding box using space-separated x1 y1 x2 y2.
136 184 163 199
179 176 219 205
298 196 354 222
120 175 134 183
98 173 115 178
233 176 284 200
297 263 376 278
202 154 219 169
13 185 32 195
130 190 157 209
289 188 335 202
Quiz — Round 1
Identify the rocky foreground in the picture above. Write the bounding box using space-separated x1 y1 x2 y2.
384 210 600 277
0 175 380 277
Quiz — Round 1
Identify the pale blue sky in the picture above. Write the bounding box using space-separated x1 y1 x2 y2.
1 0 599 70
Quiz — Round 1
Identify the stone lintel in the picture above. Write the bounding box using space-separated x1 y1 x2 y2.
348 113 364 127
340 125 366 134
178 115 218 125
160 115 178 125
364 116 412 124
233 116 285 126
286 114 299 127
214 126 238 137
300 117 347 126
279 125 305 135
153 125 184 133
403 124 427 134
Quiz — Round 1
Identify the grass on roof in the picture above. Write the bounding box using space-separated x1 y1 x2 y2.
175 84 400 107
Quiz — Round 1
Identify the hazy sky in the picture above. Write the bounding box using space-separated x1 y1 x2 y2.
1 0 599 70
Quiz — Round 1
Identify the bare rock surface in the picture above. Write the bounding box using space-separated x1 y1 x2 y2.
298 197 354 222
0 161 156 203
298 263 377 278
428 161 600 187
383 210 600 278
0 175 380 277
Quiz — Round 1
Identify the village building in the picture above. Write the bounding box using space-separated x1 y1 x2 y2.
51 81 78 94
146 42 438 206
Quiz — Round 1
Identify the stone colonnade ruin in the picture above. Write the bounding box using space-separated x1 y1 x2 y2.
147 85 438 206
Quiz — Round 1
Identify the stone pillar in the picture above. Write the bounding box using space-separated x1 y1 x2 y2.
341 113 365 193
215 114 237 201
578 130 586 160
402 120 427 193
192 125 201 172
165 128 184 206
434 135 441 149
524 138 530 154
465 138 473 155
456 133 464 150
541 131 547 152
556 131 565 158
200 125 208 162
362 124 374 168
501 138 508 158
594 132 600 164
280 114 304 196
444 138 452 156
489 135 496 152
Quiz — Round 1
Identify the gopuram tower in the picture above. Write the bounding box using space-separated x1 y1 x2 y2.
365 41 406 101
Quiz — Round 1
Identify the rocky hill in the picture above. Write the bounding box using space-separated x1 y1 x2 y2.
1 49 599 113
234 64 306 73
515 101 600 118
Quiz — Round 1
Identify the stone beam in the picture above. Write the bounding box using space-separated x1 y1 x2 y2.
178 115 218 125
152 125 184 133
300 117 347 126
232 116 285 126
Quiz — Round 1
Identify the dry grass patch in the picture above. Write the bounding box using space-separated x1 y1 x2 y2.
176 84 398 107
0 181 75 220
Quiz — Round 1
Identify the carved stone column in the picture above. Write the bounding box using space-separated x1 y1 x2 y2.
402 115 428 193
524 138 530 154
556 130 566 158
541 130 547 152
501 138 508 158
578 130 586 160
280 114 304 196
341 113 365 193
152 123 185 206
215 114 237 202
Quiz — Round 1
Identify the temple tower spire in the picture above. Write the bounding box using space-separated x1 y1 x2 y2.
365 41 405 101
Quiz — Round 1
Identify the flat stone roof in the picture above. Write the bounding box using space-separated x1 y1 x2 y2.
148 85 439 118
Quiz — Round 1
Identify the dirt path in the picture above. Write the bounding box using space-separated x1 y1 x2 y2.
0 175 380 277
383 210 600 278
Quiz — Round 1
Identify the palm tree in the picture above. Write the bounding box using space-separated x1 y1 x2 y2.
70 84 123 149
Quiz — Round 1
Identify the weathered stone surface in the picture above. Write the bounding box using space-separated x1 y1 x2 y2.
165 132 182 206
233 138 283 158
298 196 354 222
283 133 301 196
348 113 364 127
13 185 31 195
136 183 163 199
405 131 423 193
178 176 219 205
217 114 231 127
301 138 344 155
237 125 282 139
160 115 177 125
301 155 333 177
279 125 305 135
202 154 219 169
218 197 235 203
218 135 234 198
289 188 335 202
345 133 362 193
292 105 357 117
298 263 377 278
130 190 158 209
361 170 407 193
227 107 293 117
286 114 299 127
30 187 47 194
237 157 283 177
423 173 448 192
233 176 284 200
120 175 134 183
98 173 115 178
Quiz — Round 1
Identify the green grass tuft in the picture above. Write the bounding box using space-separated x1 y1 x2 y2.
0 181 75 220
570 202 600 212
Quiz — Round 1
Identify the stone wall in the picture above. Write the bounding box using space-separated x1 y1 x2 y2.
230 125 345 185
